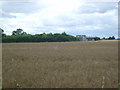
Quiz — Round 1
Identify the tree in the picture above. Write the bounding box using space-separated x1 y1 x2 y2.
0 28 6 37
21 32 27 35
62 32 67 36
108 36 115 40
108 36 112 40
2 32 80 43
12 28 27 35
0 28 4 33
111 36 115 40
94 37 100 41
12 31 17 35
102 37 105 40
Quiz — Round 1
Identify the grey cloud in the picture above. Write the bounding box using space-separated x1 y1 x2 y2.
0 11 16 18
2 1 45 14
76 2 117 14
0 1 118 37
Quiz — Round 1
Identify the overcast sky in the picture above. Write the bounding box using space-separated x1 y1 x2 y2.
0 0 119 37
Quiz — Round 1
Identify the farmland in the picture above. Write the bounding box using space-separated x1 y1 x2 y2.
2 40 118 88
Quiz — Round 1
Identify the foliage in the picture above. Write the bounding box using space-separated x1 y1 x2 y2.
108 36 115 40
102 37 105 40
12 28 27 35
102 36 116 40
94 37 100 41
0 28 6 37
2 32 80 43
3 28 117 43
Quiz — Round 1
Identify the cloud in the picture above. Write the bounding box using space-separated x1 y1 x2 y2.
75 2 117 14
1 1 45 14
0 0 118 37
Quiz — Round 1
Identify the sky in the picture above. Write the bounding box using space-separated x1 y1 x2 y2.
0 0 119 38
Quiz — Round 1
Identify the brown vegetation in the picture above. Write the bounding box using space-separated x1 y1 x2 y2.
2 40 118 88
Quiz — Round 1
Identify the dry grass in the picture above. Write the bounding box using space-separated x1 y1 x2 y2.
2 40 118 88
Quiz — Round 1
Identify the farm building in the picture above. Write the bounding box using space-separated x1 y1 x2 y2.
76 35 87 41
76 35 96 41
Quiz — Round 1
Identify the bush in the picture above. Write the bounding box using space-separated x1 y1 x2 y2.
2 33 80 43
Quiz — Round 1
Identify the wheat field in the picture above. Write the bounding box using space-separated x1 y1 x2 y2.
2 40 118 88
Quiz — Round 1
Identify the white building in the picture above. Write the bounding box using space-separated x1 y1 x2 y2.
76 35 96 41
76 35 87 41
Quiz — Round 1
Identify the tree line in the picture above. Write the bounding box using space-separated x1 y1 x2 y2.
102 36 115 40
1 28 115 43
1 28 80 43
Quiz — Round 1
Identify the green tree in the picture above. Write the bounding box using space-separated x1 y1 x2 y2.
62 32 67 36
102 37 105 40
111 36 115 40
94 37 100 41
12 28 27 35
0 28 6 37
2 32 80 43
21 32 27 35
0 28 4 33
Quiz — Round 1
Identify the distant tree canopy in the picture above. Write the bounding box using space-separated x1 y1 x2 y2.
102 36 115 40
94 37 100 41
102 37 106 40
2 28 80 43
12 28 27 35
0 28 6 37
0 28 4 33
3 28 112 43
108 36 115 40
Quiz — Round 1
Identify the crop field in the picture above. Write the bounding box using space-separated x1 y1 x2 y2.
2 40 118 88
